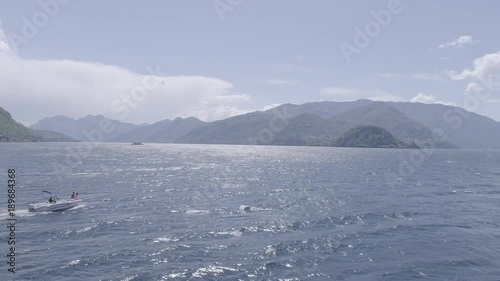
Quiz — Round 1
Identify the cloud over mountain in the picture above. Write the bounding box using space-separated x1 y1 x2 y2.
0 27 251 125
410 93 456 106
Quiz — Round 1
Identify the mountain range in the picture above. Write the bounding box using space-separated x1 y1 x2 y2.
25 99 500 149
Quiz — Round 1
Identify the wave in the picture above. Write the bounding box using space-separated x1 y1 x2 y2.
151 236 180 243
238 205 269 213
120 275 138 281
185 209 209 214
162 265 240 280
76 224 98 233
60 259 81 269
214 230 242 238
0 209 36 221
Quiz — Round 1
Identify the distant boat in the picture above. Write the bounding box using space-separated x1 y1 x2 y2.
29 198 81 212
28 191 81 212
131 142 144 145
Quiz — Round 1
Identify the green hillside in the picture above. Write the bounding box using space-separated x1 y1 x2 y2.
335 125 420 149
0 106 75 142
0 107 38 142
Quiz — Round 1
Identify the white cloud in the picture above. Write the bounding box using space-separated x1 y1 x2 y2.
410 93 456 106
207 106 251 121
262 103 283 111
266 79 299 86
411 73 444 81
444 52 500 115
449 50 500 82
465 82 484 95
449 50 500 97
296 55 306 61
0 28 12 55
438 35 477 49
0 27 252 125
378 72 444 81
319 87 403 102
377 73 400 79
271 63 311 72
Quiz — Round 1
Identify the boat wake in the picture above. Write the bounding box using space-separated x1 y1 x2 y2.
0 209 36 221
0 203 86 221
69 203 87 210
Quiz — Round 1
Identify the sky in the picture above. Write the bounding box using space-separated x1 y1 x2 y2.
0 0 499 126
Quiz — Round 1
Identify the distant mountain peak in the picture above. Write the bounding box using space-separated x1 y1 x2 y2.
81 114 106 120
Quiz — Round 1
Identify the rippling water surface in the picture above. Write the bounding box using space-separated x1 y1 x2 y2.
0 143 499 280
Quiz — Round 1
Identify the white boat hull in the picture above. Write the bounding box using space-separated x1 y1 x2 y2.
28 199 81 212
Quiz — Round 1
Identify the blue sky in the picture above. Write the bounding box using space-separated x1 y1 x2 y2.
0 0 499 125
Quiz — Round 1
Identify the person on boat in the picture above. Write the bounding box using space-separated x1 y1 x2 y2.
49 196 56 203
71 192 75 199
75 193 79 200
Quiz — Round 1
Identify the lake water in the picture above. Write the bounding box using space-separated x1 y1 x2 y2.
0 143 499 281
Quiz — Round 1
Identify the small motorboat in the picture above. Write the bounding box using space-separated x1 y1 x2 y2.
28 192 82 212
131 142 144 145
